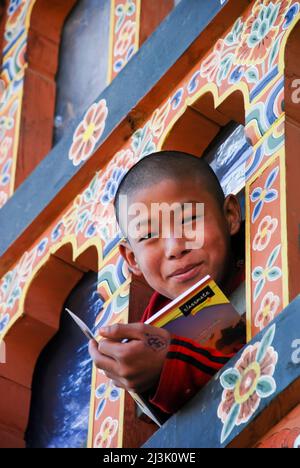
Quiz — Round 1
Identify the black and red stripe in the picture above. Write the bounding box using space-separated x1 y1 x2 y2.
166 337 232 375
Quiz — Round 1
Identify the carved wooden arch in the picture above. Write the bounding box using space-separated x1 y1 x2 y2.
0 242 99 448
284 20 300 303
160 89 246 154
14 0 76 190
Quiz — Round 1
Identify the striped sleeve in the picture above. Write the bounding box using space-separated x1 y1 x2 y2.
149 334 234 415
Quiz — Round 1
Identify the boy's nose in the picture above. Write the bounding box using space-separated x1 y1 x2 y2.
164 236 191 260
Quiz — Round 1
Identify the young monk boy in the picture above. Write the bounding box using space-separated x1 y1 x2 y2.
89 151 245 416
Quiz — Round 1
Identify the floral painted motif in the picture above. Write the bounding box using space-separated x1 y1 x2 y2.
252 244 282 302
0 115 14 133
171 88 184 110
251 166 279 223
224 18 244 46
255 292 280 331
283 3 300 29
94 416 118 448
150 99 171 139
0 0 36 204
62 195 91 236
101 167 126 206
62 149 135 243
69 100 108 167
8 0 23 16
115 0 136 33
236 0 292 65
114 20 136 57
1 158 12 186
253 215 278 251
229 65 244 84
193 0 296 94
95 379 121 420
200 40 226 82
0 137 12 165
199 18 244 86
0 247 38 334
218 324 278 444
0 314 10 333
257 428 300 448
55 164 118 244
95 149 135 234
1 249 37 311
110 1 139 80
114 42 135 74
187 71 201 94
51 222 64 242
131 123 156 159
37 238 48 257
246 117 284 178
200 39 235 86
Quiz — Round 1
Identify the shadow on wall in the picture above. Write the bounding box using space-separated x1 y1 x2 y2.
0 243 101 448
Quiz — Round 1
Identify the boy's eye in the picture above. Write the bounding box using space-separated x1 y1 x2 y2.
139 232 158 242
182 215 202 224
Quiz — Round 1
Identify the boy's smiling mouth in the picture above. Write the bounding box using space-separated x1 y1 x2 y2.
168 263 204 283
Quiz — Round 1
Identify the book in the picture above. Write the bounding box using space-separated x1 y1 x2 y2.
145 274 245 354
66 275 245 427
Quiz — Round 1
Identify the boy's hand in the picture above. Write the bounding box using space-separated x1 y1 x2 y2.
89 323 171 393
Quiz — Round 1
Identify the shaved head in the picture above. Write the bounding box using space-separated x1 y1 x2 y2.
114 151 225 229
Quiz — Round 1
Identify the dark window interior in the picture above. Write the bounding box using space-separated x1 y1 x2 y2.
26 271 104 448
53 0 110 145
203 121 251 220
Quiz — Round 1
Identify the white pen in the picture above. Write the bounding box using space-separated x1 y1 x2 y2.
65 308 97 341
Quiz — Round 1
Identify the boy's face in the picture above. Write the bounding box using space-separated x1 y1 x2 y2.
119 178 241 300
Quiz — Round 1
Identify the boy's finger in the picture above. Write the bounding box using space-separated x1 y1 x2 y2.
89 339 98 355
98 339 124 360
99 323 146 341
88 340 119 374
104 373 124 389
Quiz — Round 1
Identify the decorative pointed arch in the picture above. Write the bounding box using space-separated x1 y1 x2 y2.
160 88 246 155
0 241 100 447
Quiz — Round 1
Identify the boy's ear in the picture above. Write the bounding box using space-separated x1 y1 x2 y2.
223 195 242 236
119 240 143 277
